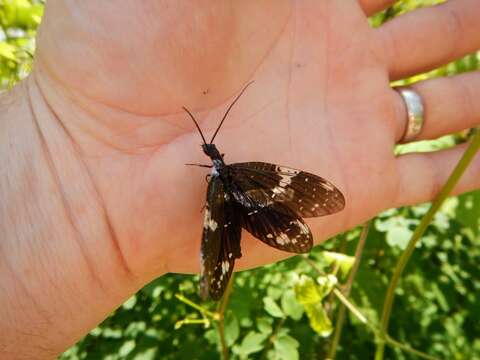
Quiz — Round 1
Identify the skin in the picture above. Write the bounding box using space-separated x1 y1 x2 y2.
1 0 479 358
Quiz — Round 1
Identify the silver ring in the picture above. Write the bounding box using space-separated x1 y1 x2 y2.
396 87 425 143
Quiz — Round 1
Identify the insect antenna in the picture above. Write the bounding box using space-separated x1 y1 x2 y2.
183 106 208 146
209 81 254 144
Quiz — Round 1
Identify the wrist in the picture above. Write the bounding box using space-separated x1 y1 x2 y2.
0 77 140 358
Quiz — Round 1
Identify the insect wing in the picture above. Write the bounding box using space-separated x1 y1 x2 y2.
200 176 224 281
200 176 241 300
241 203 313 253
231 162 345 218
207 211 241 300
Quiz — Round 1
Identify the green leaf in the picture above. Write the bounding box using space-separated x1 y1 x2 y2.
263 297 285 318
2 0 44 28
122 295 137 310
322 251 355 277
386 226 412 250
118 340 135 357
316 275 337 299
457 190 480 235
234 331 267 357
257 317 273 334
224 313 240 346
204 329 217 345
0 42 17 61
304 303 333 337
273 334 300 360
281 289 304 321
294 275 321 304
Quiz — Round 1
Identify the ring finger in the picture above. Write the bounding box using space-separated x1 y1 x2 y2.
391 71 480 142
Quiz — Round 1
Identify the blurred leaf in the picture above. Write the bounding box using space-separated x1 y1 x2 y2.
224 313 240 346
294 275 321 304
316 275 337 299
304 303 333 337
322 251 355 277
122 295 137 310
273 334 300 360
119 339 135 356
0 41 16 61
233 331 267 357
386 226 412 250
1 0 43 27
281 289 304 321
456 190 480 235
263 297 285 318
257 317 273 334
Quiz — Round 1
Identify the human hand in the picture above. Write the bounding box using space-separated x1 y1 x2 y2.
2 1 479 356
33 1 480 277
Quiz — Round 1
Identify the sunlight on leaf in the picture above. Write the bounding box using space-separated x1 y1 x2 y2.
263 297 285 318
294 275 321 304
304 303 333 337
273 334 300 360
0 42 17 61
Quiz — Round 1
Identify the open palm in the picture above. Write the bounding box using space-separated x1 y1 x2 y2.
34 0 480 281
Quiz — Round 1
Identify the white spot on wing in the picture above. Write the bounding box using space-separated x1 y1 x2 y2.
204 208 218 231
322 181 335 191
295 220 310 235
272 186 286 195
275 233 290 245
278 173 293 185
203 208 211 230
276 166 300 175
209 220 218 231
221 261 230 274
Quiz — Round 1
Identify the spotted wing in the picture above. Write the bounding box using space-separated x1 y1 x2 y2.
200 176 241 300
240 202 313 253
230 162 345 218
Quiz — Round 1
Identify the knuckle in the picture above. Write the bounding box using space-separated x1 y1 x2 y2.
440 5 464 59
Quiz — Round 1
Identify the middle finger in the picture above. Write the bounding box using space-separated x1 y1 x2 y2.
376 0 480 80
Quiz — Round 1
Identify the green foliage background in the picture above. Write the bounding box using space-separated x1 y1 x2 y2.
1 1 479 359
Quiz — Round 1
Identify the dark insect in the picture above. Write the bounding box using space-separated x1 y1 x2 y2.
184 82 345 300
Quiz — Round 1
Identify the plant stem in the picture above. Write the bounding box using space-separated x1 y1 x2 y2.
332 289 369 329
304 253 439 360
260 318 286 360
343 222 371 295
375 131 480 360
175 294 217 319
385 335 439 360
302 255 325 275
332 288 439 360
328 222 371 359
216 274 235 360
175 318 210 328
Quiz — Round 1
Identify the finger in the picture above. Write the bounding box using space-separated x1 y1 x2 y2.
377 0 480 80
394 142 480 207
392 71 480 142
357 0 397 16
